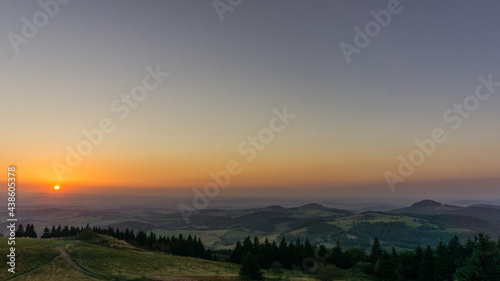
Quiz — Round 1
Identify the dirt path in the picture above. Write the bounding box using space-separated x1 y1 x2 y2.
56 245 103 279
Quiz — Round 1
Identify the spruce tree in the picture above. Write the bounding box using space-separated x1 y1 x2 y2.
50 225 57 237
419 246 434 281
370 237 383 264
434 241 453 281
239 253 263 280
230 241 244 263
25 224 34 238
328 241 344 268
15 224 25 237
41 227 51 238
448 235 465 275
374 251 397 281
454 233 500 280
28 224 37 238
56 224 62 237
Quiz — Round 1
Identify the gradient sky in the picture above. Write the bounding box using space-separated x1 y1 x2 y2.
1 0 499 199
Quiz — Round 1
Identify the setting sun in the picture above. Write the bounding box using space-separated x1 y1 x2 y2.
54 185 60 190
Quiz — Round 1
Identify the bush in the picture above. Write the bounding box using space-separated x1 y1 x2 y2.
271 260 283 274
76 229 99 241
352 261 374 275
315 264 344 281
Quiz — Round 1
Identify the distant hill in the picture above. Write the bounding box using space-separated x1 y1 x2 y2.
153 201 500 251
411 199 444 208
15 200 500 255
389 199 500 222
388 199 461 215
448 205 500 222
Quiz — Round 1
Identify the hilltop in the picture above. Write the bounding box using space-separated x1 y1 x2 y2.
389 200 500 222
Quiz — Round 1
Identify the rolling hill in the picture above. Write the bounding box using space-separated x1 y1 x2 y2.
11 200 500 254
389 199 500 222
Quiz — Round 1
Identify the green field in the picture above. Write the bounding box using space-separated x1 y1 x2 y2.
326 212 430 230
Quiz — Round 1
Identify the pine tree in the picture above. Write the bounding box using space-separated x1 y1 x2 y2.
50 225 57 237
56 224 62 237
434 241 453 281
230 241 245 263
62 225 70 237
390 247 399 265
419 246 434 281
25 224 36 238
328 241 344 268
374 251 397 281
370 237 383 264
41 227 51 238
318 244 328 263
259 238 273 269
242 236 253 256
136 230 147 246
239 253 263 280
29 224 37 238
252 236 260 256
448 235 465 275
454 233 500 280
304 238 314 258
286 241 296 268
147 231 157 250
345 247 368 269
398 250 418 280
295 238 304 267
15 224 25 237
278 237 288 268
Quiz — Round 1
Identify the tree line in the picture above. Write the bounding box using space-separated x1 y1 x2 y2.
230 236 317 270
34 224 213 261
230 234 500 281
14 224 37 238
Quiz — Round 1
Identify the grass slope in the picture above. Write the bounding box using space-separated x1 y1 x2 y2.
0 236 321 280
65 240 240 279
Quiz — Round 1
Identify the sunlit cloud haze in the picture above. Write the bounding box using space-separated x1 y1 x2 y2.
1 0 499 200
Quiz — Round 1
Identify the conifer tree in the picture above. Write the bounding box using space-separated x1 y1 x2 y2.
419 246 434 281
374 251 397 281
41 227 51 238
454 233 500 280
239 253 263 280
15 224 25 237
370 237 383 264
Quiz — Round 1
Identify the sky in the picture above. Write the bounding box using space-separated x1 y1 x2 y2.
1 0 499 199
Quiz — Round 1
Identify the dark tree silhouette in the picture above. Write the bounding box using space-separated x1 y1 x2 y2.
239 253 263 280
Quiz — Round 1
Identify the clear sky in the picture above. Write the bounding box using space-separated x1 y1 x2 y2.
1 0 499 199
